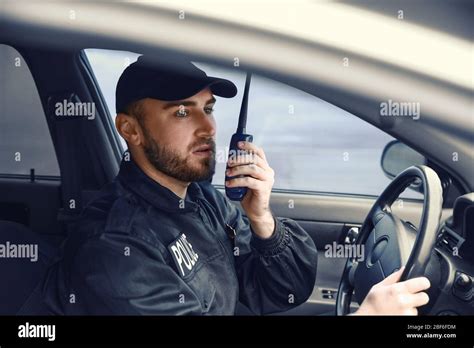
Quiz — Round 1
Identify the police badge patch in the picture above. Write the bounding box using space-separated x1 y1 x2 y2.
167 233 200 278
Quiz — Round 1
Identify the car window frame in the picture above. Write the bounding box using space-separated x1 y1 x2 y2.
78 50 125 162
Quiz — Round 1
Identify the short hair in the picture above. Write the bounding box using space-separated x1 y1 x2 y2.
123 99 145 122
120 100 147 147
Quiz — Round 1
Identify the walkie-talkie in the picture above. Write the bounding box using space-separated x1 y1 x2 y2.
225 73 253 201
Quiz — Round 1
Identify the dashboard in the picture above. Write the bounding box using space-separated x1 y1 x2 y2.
429 193 474 315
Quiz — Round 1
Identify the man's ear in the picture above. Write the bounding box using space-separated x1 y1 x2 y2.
115 113 143 146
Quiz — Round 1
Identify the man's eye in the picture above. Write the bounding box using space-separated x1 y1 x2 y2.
204 107 215 115
175 109 189 117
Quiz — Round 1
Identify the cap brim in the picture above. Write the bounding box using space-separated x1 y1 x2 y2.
206 77 238 98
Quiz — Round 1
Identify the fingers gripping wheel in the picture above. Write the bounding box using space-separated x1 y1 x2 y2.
335 165 443 315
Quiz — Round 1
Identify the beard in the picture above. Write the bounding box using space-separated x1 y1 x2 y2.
141 128 216 183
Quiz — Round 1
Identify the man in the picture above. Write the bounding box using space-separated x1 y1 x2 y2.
43 56 430 315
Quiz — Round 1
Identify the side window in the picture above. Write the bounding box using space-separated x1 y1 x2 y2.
0 44 60 176
197 63 421 199
84 49 421 199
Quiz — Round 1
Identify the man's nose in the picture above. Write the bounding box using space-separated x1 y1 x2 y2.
196 111 216 137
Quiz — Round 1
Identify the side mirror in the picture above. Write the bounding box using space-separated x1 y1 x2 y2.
380 140 427 193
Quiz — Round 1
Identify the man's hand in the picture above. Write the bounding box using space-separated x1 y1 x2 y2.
225 141 275 239
354 267 431 315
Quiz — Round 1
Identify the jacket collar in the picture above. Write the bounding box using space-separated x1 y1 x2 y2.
117 157 206 213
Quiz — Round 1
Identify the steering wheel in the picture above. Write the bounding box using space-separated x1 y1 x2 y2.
336 165 443 315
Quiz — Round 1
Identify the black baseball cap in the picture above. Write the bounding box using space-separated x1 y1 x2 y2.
116 55 238 113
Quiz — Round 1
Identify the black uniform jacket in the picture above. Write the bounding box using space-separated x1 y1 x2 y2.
42 159 318 315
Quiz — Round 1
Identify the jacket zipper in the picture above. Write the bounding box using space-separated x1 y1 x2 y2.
196 198 235 265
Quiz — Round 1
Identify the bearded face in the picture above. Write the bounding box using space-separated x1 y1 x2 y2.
141 124 216 183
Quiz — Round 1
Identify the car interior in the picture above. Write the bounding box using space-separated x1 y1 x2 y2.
0 1 473 316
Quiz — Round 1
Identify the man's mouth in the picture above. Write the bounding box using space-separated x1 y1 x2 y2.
191 144 214 157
